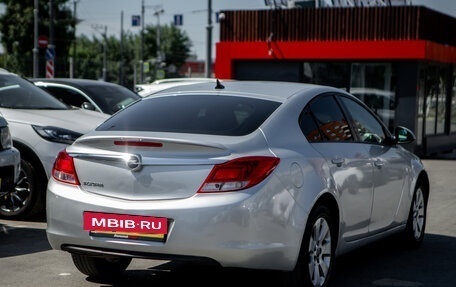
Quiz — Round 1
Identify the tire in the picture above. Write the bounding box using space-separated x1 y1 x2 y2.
71 253 132 279
403 181 427 248
0 159 45 219
285 205 335 287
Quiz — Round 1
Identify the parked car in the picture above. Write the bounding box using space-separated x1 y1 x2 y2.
0 113 21 216
46 80 429 287
31 78 141 115
135 77 217 97
0 69 109 219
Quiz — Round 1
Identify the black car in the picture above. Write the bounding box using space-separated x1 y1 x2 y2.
31 78 141 115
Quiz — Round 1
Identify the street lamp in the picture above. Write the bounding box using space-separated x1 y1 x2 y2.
206 0 212 78
140 0 145 83
153 7 164 78
33 0 38 78
71 0 80 78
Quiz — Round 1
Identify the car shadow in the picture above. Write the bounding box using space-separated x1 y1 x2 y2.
0 222 51 258
329 233 456 287
84 233 456 287
87 263 284 287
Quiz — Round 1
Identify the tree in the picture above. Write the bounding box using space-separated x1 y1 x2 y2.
143 24 192 81
0 1 192 86
0 0 74 77
72 34 102 80
74 24 192 88
72 31 142 89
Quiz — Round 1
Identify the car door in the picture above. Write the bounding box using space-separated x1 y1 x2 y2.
338 95 407 233
300 93 374 241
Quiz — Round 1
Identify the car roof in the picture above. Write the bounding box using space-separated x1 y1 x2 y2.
151 80 343 102
150 77 215 84
0 69 26 80
0 68 16 75
31 78 121 88
136 78 221 96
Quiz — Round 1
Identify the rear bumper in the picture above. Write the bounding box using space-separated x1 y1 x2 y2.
46 176 307 271
61 244 221 266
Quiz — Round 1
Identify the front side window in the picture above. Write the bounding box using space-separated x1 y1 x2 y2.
42 86 87 108
340 96 386 144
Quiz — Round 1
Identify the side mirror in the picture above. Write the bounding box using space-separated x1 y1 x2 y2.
394 126 416 144
81 102 96 111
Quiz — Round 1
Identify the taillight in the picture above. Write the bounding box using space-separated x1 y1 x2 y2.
198 156 280 193
52 149 80 185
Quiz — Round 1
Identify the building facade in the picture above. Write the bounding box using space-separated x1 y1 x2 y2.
215 6 456 156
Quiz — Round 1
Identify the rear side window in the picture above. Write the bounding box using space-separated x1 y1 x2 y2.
97 95 280 136
300 94 353 142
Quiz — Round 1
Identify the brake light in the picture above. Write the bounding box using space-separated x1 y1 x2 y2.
114 140 163 147
52 149 80 185
198 156 280 193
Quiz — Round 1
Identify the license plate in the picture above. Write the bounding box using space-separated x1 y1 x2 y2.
83 211 168 242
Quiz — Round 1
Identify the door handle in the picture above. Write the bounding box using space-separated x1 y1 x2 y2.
331 157 345 167
374 159 385 168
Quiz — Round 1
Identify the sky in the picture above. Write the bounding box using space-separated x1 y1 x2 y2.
74 0 267 60
73 0 456 61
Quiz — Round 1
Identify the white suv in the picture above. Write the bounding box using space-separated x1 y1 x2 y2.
0 69 109 219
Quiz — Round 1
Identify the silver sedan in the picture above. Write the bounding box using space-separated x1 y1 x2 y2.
46 80 429 287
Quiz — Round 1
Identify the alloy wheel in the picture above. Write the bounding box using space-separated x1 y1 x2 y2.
412 187 425 240
0 167 31 216
308 217 332 287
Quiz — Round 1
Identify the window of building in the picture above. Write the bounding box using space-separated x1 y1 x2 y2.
349 63 396 131
450 67 456 133
234 61 301 82
301 62 350 89
417 69 426 145
423 65 449 135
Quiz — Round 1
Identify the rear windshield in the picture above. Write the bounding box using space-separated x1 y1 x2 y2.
96 94 281 136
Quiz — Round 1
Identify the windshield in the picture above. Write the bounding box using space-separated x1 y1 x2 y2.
97 94 281 136
0 75 68 109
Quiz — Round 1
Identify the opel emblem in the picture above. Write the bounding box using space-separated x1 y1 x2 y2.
126 154 142 171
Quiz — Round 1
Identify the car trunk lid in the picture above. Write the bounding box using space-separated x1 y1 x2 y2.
69 135 241 201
